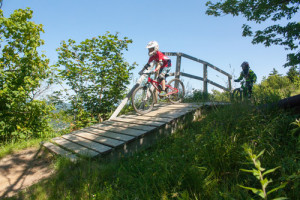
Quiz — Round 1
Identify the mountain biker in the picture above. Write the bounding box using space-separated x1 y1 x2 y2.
234 61 257 97
139 41 171 96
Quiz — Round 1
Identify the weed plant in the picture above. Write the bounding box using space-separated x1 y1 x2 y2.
10 103 299 200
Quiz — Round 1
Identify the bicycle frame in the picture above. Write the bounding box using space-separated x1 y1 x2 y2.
146 76 178 96
232 79 249 101
240 81 249 98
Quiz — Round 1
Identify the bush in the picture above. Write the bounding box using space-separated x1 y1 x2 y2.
0 9 54 143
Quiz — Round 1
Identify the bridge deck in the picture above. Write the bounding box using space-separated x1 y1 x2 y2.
43 103 215 161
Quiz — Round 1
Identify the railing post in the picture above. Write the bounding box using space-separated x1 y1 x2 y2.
203 64 208 93
228 76 232 91
175 54 181 79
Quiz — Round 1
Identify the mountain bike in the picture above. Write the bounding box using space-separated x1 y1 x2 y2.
131 72 185 114
231 79 249 102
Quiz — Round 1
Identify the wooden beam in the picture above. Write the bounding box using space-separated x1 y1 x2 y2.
180 72 203 81
175 55 181 79
181 53 232 78
203 64 208 93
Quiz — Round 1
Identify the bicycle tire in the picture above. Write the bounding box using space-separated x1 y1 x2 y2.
167 78 185 104
231 88 242 102
131 86 155 114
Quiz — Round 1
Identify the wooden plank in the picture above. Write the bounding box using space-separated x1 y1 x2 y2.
89 124 146 137
145 109 193 118
68 132 123 148
103 121 157 131
52 137 99 157
148 106 195 115
121 115 173 123
153 104 200 110
83 127 135 141
111 117 165 127
164 103 201 108
62 134 112 154
43 142 77 161
147 112 189 118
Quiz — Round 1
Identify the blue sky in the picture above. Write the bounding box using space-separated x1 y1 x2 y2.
3 0 297 92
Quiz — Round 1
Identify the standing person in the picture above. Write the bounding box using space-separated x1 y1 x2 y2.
139 41 171 96
234 61 257 97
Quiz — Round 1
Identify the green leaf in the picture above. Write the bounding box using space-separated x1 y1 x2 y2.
256 149 265 159
240 169 254 173
261 178 272 189
262 166 280 177
267 182 287 195
238 185 265 198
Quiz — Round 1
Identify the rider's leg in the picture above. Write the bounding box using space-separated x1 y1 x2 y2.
246 82 252 98
161 79 166 90
248 86 253 98
158 67 170 91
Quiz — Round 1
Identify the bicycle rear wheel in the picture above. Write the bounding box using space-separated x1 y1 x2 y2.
131 86 155 114
167 78 185 103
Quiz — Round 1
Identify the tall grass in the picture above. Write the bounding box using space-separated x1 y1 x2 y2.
10 103 299 200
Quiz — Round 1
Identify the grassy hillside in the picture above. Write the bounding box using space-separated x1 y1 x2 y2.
11 103 299 200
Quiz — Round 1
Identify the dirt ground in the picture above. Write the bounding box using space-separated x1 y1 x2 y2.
0 147 54 198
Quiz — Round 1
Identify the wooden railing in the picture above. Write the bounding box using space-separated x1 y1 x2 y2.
109 52 232 119
163 52 232 92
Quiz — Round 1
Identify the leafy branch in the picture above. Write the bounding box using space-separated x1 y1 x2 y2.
239 146 287 199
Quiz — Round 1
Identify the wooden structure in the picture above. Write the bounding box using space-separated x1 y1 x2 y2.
43 103 223 161
109 52 232 120
43 53 232 161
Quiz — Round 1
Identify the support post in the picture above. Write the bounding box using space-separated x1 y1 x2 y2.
228 76 232 91
203 64 208 93
175 54 181 79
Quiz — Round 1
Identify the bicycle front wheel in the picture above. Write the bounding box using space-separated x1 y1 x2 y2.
231 88 242 102
167 78 185 104
131 86 155 114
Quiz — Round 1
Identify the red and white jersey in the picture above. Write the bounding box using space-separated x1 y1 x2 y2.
148 51 171 68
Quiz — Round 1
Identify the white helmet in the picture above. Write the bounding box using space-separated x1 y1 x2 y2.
146 41 159 56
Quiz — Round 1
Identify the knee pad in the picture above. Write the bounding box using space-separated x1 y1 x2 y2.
158 73 165 82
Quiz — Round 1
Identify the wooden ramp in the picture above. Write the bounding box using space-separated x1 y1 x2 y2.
43 103 218 161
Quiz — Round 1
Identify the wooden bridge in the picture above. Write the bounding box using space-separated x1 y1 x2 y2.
43 53 232 161
43 103 221 161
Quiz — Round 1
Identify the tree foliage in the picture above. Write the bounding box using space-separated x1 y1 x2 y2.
0 8 54 142
206 0 300 67
287 66 300 84
55 32 135 128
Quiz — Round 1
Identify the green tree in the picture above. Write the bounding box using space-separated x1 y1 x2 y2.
269 68 281 76
0 8 54 142
205 0 300 67
287 66 300 82
55 32 135 128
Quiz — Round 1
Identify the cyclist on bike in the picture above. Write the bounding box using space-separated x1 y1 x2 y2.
139 41 171 96
234 61 257 97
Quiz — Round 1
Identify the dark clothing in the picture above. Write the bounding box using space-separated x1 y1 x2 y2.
235 69 257 97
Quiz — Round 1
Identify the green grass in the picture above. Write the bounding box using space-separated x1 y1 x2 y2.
0 138 44 159
6 103 299 200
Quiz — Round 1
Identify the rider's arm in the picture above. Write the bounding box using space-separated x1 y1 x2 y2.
234 72 243 82
251 71 257 83
138 63 151 75
154 60 163 72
